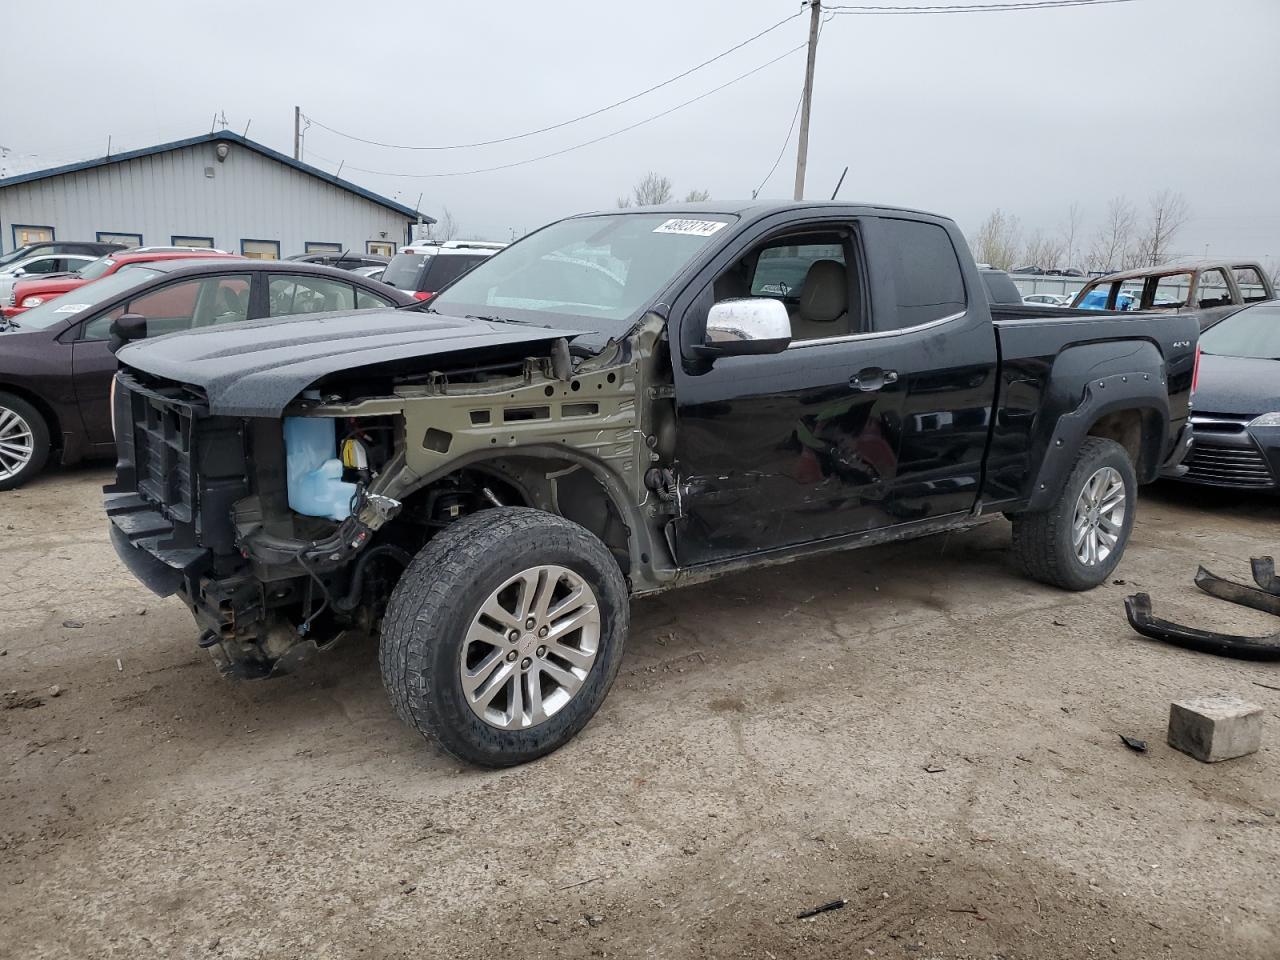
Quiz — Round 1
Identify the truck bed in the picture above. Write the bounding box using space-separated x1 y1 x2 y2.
982 305 1200 512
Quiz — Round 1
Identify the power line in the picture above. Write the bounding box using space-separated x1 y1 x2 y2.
306 43 806 180
754 9 836 198
303 9 805 152
826 0 1136 14
753 92 804 199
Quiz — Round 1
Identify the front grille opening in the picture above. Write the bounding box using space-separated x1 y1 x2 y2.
1185 437 1275 489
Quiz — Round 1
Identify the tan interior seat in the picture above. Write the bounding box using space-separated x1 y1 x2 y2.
789 259 849 340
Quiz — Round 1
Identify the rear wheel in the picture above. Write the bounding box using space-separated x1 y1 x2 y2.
0 392 50 491
379 507 628 767
1011 437 1136 591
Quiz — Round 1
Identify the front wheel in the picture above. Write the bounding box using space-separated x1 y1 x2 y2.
1011 437 1137 591
379 507 629 767
0 392 50 492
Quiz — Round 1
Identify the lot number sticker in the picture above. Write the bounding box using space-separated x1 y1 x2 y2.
653 218 727 237
54 303 91 314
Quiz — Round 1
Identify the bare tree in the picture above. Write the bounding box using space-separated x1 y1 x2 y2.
1135 189 1190 266
624 172 673 207
1086 196 1136 274
429 206 459 242
970 209 1022 271
684 188 711 202
1022 230 1066 272
1059 201 1084 271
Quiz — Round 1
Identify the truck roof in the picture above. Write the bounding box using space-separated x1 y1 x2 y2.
1094 258 1263 282
574 199 949 222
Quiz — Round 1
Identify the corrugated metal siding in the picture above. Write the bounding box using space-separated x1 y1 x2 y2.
0 140 411 255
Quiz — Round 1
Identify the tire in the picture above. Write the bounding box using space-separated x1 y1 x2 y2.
379 506 629 767
0 391 51 492
1011 437 1137 591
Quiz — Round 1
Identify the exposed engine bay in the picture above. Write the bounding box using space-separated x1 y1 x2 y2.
106 316 676 678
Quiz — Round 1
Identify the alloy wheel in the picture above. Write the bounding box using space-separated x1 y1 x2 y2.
0 405 34 482
459 564 601 730
1072 466 1126 566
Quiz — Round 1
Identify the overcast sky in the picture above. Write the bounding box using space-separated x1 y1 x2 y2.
2 0 1277 263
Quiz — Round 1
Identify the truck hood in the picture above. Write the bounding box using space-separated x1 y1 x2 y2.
1193 353 1279 417
117 308 580 417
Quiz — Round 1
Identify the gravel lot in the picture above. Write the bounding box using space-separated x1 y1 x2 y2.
2 465 1278 959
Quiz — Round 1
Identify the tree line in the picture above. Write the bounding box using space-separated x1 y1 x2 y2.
616 172 710 208
970 190 1190 274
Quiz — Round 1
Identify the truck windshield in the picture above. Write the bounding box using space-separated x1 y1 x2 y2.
0 245 35 269
76 257 117 281
12 266 163 330
430 213 734 337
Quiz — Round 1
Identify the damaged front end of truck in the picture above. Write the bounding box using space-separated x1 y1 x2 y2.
104 309 677 679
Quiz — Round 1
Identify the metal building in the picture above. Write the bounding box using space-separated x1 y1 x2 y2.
0 131 431 259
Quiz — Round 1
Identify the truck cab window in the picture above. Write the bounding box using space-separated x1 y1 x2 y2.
710 229 859 342
874 218 966 331
1234 266 1269 303
1196 269 1231 309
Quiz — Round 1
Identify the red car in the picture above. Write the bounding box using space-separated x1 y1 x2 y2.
3 248 241 318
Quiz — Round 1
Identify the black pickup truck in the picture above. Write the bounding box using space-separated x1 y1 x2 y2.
104 201 1198 766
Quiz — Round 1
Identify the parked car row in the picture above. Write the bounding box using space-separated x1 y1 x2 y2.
3 247 237 317
0 258 414 489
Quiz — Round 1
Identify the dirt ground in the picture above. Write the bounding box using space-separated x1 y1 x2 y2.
1 465 1277 960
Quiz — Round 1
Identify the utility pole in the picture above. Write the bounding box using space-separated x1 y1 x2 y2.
293 106 301 160
793 0 821 201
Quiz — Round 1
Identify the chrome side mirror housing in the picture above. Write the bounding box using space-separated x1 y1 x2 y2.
696 297 792 358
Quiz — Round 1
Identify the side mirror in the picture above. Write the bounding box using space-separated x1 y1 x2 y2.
12 268 25 277
108 313 147 354
694 298 792 358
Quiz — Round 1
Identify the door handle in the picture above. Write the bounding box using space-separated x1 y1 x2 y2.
849 367 899 392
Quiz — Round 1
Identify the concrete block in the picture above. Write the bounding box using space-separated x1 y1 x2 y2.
1167 695 1263 763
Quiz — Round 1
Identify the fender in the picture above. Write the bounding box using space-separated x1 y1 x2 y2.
385 443 669 591
1021 340 1171 511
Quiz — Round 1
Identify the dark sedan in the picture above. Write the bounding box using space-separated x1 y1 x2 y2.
1179 301 1280 491
0 259 415 490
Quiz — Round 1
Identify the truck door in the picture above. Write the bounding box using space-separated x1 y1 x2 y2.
670 216 913 567
858 216 1000 522
669 213 999 568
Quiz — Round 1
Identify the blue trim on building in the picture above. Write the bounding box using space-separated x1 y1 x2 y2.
0 131 433 223
11 223 55 249
305 241 343 254
172 235 216 247
96 230 143 246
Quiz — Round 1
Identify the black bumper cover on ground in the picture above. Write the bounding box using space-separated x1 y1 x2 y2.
1125 557 1280 661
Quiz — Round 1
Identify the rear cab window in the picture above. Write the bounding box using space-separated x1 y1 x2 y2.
382 253 430 291
1233 266 1270 303
871 218 966 331
1195 269 1232 308
422 254 486 293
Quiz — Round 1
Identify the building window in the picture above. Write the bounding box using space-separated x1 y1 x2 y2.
241 239 281 261
12 224 54 250
97 231 142 248
305 241 343 255
172 235 215 249
367 240 395 257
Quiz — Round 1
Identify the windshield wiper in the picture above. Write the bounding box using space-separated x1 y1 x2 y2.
0 318 20 331
465 313 534 326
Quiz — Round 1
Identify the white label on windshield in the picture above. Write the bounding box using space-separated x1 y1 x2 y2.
653 218 727 237
54 303 91 314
